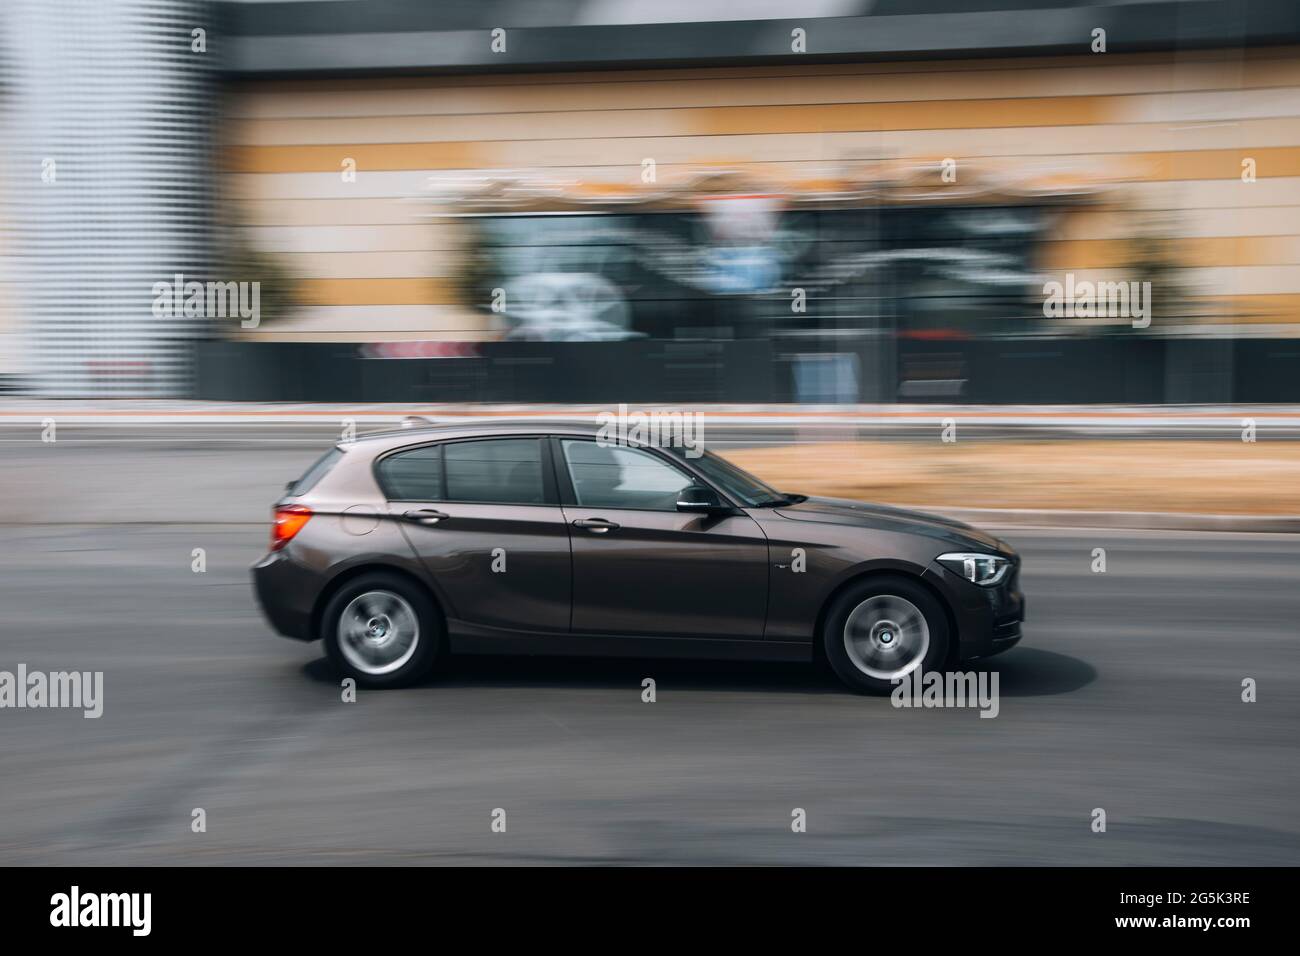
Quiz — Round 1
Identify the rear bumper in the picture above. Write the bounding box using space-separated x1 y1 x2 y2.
922 559 1025 662
251 550 320 642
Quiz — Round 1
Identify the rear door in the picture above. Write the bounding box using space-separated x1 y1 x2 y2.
554 437 768 638
378 436 571 633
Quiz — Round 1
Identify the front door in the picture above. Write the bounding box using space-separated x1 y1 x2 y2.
554 438 768 638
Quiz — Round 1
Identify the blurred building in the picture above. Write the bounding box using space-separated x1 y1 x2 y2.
1 0 216 396
4 0 1300 399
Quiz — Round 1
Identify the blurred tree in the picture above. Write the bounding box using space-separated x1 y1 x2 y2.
1123 214 1189 332
221 231 302 331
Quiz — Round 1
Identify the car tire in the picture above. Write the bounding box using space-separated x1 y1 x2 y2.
322 572 443 688
822 575 950 695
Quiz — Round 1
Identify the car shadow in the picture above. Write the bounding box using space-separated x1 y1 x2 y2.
303 654 842 694
971 647 1097 697
302 645 1095 697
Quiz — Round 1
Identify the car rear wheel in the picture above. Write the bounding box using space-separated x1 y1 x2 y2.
822 575 950 695
322 572 442 688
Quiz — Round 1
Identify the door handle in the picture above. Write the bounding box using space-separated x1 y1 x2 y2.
403 508 449 525
573 517 619 534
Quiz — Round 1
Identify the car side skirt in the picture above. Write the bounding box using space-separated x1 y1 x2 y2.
447 619 812 663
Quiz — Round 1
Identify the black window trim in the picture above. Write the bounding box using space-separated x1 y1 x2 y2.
374 434 559 507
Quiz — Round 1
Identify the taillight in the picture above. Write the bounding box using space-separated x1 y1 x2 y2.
271 504 313 552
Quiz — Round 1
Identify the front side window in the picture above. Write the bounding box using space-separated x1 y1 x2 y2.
562 440 693 511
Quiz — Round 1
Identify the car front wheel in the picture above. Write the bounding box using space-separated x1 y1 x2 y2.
822 575 950 695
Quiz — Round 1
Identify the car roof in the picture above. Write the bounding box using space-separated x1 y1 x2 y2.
347 417 606 454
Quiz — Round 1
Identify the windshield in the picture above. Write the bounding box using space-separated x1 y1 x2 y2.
668 447 788 507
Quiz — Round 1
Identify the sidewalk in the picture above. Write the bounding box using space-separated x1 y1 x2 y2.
2 401 1297 531
3 400 1300 425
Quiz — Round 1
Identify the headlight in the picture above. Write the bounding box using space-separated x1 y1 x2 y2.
937 552 1010 586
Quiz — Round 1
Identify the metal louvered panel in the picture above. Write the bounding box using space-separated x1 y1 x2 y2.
2 0 216 396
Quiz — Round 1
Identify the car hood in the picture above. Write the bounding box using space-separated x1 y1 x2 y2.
771 496 1006 552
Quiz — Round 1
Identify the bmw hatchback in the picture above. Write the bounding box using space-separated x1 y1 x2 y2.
253 420 1024 694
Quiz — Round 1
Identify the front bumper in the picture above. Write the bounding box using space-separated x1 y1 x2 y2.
922 556 1025 662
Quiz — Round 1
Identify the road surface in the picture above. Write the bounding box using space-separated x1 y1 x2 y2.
1 520 1296 865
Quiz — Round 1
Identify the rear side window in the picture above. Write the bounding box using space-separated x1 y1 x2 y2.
376 444 443 501
445 438 545 504
377 438 546 505
289 447 344 496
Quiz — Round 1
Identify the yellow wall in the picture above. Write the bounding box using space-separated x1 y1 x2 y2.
222 48 1300 341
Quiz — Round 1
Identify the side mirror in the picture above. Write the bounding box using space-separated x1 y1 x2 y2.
677 484 725 512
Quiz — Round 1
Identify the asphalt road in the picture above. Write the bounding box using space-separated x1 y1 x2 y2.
1 519 1296 865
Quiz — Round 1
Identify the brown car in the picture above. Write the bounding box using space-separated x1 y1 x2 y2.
252 420 1023 693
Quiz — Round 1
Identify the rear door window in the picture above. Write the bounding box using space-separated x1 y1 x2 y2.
376 444 443 501
378 438 547 505
444 438 546 505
